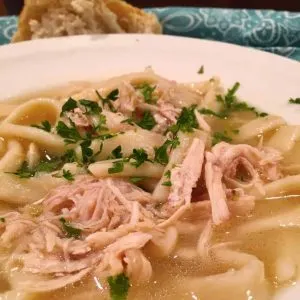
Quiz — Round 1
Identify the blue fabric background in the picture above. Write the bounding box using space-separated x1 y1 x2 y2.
1 8 300 61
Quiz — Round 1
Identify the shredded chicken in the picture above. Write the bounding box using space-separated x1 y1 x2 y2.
114 81 142 114
205 152 230 225
169 138 205 207
0 176 194 292
204 142 282 224
66 107 90 127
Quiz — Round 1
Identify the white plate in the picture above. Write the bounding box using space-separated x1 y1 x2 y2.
0 34 300 299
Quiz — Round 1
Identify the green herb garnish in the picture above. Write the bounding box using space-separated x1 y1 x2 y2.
136 111 157 130
129 177 145 183
97 133 117 141
137 83 157 104
61 98 78 116
168 105 198 134
61 149 78 164
212 131 233 146
35 159 61 173
154 137 180 165
10 158 62 178
200 83 267 119
107 89 119 101
56 120 82 144
80 140 94 164
0 217 5 223
62 169 74 181
154 142 170 165
59 217 82 239
164 170 171 178
162 181 172 186
93 114 107 132
198 65 204 74
121 118 135 125
289 98 300 104
96 89 119 112
129 148 150 168
112 146 123 159
31 120 51 132
10 162 35 178
108 161 124 174
107 273 130 300
79 99 101 115
215 82 267 118
53 169 74 181
198 108 224 119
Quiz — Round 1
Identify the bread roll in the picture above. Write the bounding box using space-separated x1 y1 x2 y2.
12 0 162 42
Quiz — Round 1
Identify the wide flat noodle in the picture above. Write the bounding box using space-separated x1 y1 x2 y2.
0 173 64 205
181 249 270 300
234 116 286 143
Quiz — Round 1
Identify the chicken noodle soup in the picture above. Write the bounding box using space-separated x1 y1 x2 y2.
0 69 298 300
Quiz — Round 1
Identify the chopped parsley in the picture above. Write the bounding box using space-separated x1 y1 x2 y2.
200 82 267 119
10 162 35 178
162 170 172 186
164 170 171 178
80 140 94 164
154 137 180 166
61 149 78 164
108 161 124 174
96 133 118 141
168 105 198 134
198 65 204 74
198 108 224 119
168 136 180 149
154 143 169 165
56 120 82 144
136 111 157 130
107 273 130 300
53 169 74 181
79 99 101 115
107 147 151 174
60 98 78 116
93 114 108 132
217 82 268 119
289 98 300 104
31 120 51 132
129 148 150 168
106 89 120 101
0 217 5 223
35 159 62 173
121 111 157 131
129 176 145 183
10 157 65 179
61 169 74 181
111 146 123 159
121 118 135 125
212 131 233 146
137 83 157 104
96 89 119 112
59 217 82 239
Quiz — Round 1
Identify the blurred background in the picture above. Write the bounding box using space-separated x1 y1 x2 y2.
1 0 300 15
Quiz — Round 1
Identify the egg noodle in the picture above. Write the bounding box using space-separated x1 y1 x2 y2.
0 69 299 300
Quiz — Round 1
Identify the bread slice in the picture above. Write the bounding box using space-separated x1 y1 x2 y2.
12 0 162 42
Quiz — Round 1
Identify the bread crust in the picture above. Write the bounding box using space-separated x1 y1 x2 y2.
12 0 162 42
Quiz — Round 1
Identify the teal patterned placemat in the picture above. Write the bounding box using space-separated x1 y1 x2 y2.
1 8 300 61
